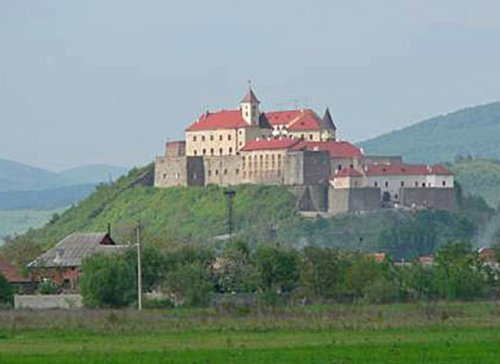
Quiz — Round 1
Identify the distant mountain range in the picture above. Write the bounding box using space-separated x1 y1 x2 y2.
0 159 128 193
359 102 500 163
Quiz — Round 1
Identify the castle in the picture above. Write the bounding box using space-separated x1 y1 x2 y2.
155 88 456 215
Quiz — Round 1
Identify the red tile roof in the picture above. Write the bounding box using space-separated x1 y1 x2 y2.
0 258 29 283
295 141 363 159
334 167 363 178
264 109 324 131
241 138 302 151
364 164 453 176
186 110 248 131
265 110 303 126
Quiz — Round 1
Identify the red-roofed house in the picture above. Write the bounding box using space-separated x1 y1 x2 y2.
0 257 30 286
267 108 336 141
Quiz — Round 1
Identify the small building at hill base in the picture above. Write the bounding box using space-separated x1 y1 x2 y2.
27 232 127 291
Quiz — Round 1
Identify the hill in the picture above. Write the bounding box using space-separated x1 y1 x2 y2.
359 102 500 163
0 158 73 192
0 184 96 210
450 159 500 209
59 164 128 185
4 164 495 267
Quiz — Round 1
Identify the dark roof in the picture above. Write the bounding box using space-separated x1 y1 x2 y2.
0 257 29 283
240 87 260 104
321 108 336 130
28 232 126 269
258 113 272 129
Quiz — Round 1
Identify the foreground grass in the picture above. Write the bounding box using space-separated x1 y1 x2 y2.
0 303 500 363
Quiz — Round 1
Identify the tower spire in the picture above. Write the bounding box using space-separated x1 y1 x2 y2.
240 85 261 125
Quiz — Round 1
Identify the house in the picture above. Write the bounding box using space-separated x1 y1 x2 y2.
27 232 127 291
0 257 30 288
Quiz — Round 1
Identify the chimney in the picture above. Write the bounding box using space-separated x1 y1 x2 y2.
54 248 65 264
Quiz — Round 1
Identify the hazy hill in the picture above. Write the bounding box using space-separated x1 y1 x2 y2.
60 164 128 185
360 102 500 163
0 158 73 192
0 184 96 210
450 159 500 209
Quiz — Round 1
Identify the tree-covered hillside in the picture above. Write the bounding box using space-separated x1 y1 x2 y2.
3 164 497 269
360 102 500 163
450 159 500 209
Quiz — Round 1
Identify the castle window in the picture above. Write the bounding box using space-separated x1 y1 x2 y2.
219 148 223 155
202 149 206 155
422 183 426 187
163 173 167 179
215 170 219 176
301 134 305 139
210 148 214 155
374 182 378 187
235 168 239 175
442 180 446 187
210 135 214 141
223 169 228 175
239 129 243 135
385 181 389 188
239 142 242 147
338 165 342 171
228 134 232 141
202 136 205 141
415 181 418 187
219 135 223 141
401 181 405 187
193 150 197 156
229 147 233 154
395 194 398 199
193 136 197 142
309 134 313 140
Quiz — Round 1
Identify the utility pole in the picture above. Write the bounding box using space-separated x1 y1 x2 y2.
136 221 143 311
224 190 236 242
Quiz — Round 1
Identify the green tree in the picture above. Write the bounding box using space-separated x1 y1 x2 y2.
254 245 299 293
0 273 13 306
163 261 214 307
299 247 342 299
434 242 488 300
80 253 136 308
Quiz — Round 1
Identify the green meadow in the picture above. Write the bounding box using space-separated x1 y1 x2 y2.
0 303 499 363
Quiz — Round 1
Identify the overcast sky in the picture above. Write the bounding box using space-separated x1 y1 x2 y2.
1 0 499 170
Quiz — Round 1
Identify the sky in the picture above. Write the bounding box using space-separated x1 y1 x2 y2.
1 0 500 171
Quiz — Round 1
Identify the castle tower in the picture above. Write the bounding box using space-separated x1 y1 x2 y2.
322 107 337 141
240 87 261 125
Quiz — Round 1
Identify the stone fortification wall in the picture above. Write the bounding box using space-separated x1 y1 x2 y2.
399 187 456 211
202 156 242 186
328 187 381 215
302 151 331 185
290 185 329 212
154 156 188 187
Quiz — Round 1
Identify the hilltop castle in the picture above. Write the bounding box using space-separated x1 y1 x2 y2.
155 88 456 215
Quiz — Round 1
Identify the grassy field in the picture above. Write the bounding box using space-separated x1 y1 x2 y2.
0 303 499 363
